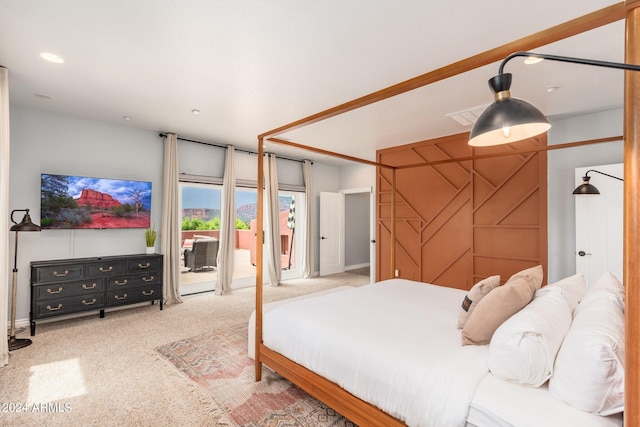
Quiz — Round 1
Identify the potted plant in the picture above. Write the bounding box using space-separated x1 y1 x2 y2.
145 226 157 254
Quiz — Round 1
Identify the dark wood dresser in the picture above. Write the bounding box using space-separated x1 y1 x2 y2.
30 253 163 335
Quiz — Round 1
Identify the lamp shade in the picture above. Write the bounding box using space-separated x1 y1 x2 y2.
469 72 550 147
10 210 42 232
572 177 600 195
469 98 551 146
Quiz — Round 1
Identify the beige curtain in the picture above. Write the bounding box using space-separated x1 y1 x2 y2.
302 160 315 278
0 67 10 365
216 146 235 295
264 154 281 286
161 133 183 304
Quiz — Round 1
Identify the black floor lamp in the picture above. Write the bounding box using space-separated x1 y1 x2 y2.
8 208 41 351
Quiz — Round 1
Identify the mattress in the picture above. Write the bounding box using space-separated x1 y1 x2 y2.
467 374 623 427
262 279 489 427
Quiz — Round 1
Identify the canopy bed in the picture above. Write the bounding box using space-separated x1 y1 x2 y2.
253 2 639 426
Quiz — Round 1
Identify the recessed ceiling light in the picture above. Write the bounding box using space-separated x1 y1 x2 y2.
123 116 131 121
35 94 55 102
191 109 201 115
547 86 560 93
40 52 64 64
524 56 544 65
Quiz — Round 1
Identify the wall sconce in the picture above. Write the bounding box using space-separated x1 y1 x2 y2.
469 51 640 147
572 169 624 195
8 209 41 351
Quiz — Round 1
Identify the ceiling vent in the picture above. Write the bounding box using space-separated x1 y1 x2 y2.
445 104 489 127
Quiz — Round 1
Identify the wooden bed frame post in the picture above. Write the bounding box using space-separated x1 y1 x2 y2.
625 2 640 425
255 136 265 381
391 167 397 278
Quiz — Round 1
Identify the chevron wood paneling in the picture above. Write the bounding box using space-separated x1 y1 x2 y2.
376 133 547 290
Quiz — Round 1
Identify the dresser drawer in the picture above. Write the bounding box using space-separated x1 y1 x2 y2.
32 264 84 284
34 279 105 301
106 272 161 290
86 260 126 277
107 284 162 307
127 257 162 273
34 293 105 319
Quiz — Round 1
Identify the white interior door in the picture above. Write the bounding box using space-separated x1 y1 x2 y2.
320 191 344 276
575 163 623 288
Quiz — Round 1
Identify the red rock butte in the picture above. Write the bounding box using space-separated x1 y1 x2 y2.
76 189 122 208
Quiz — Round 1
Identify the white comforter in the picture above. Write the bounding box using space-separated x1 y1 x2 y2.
263 279 489 427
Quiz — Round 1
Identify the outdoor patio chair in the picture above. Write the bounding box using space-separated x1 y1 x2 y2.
184 238 219 272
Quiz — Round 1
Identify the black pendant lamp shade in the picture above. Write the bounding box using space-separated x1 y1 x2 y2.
572 175 600 195
469 73 550 147
572 170 623 195
469 51 640 147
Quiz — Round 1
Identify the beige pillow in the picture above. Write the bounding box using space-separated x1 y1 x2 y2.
461 265 543 345
457 275 500 328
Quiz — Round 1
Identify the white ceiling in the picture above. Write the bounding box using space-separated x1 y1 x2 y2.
0 1 626 165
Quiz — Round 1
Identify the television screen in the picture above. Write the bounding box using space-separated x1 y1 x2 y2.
40 174 152 229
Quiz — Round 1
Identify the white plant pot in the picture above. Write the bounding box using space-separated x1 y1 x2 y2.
146 246 155 254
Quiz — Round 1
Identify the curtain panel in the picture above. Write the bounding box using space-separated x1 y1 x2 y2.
264 154 281 286
161 133 183 304
216 146 235 295
1 67 11 365
302 160 315 278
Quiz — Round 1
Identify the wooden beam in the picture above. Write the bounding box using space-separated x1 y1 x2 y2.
259 3 628 141
624 2 640 425
394 136 622 169
267 137 394 169
255 137 264 381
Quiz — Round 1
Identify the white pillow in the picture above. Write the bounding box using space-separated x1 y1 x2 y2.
548 281 625 415
488 286 572 387
541 273 586 312
575 272 624 317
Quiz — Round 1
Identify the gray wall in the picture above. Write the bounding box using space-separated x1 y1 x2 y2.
547 108 623 282
9 106 164 323
344 192 370 268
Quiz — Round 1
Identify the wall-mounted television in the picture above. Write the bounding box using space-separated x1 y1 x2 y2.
40 174 152 229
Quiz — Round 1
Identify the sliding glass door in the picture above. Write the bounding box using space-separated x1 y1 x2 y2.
179 182 221 294
179 182 305 294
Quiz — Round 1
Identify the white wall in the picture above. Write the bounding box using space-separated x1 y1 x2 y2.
9 106 164 323
547 108 623 282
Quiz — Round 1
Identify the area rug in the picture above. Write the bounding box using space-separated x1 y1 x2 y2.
156 323 356 426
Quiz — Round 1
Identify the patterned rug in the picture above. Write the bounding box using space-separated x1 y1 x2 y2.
156 323 356 426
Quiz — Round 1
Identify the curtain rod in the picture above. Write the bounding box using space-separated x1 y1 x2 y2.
158 133 310 164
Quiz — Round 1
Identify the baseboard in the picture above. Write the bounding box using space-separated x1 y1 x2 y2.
345 263 370 271
8 317 30 330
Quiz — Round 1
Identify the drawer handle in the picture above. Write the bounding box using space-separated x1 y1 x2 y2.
99 266 113 272
114 294 128 300
47 287 63 294
115 279 128 286
142 276 154 282
138 262 151 269
82 283 97 290
53 270 69 277
46 304 62 311
82 298 97 305
142 290 154 296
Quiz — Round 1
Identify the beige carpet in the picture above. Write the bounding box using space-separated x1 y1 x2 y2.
0 273 369 426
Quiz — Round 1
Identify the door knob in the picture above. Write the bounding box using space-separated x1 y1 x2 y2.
321 236 327 240
578 250 592 257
